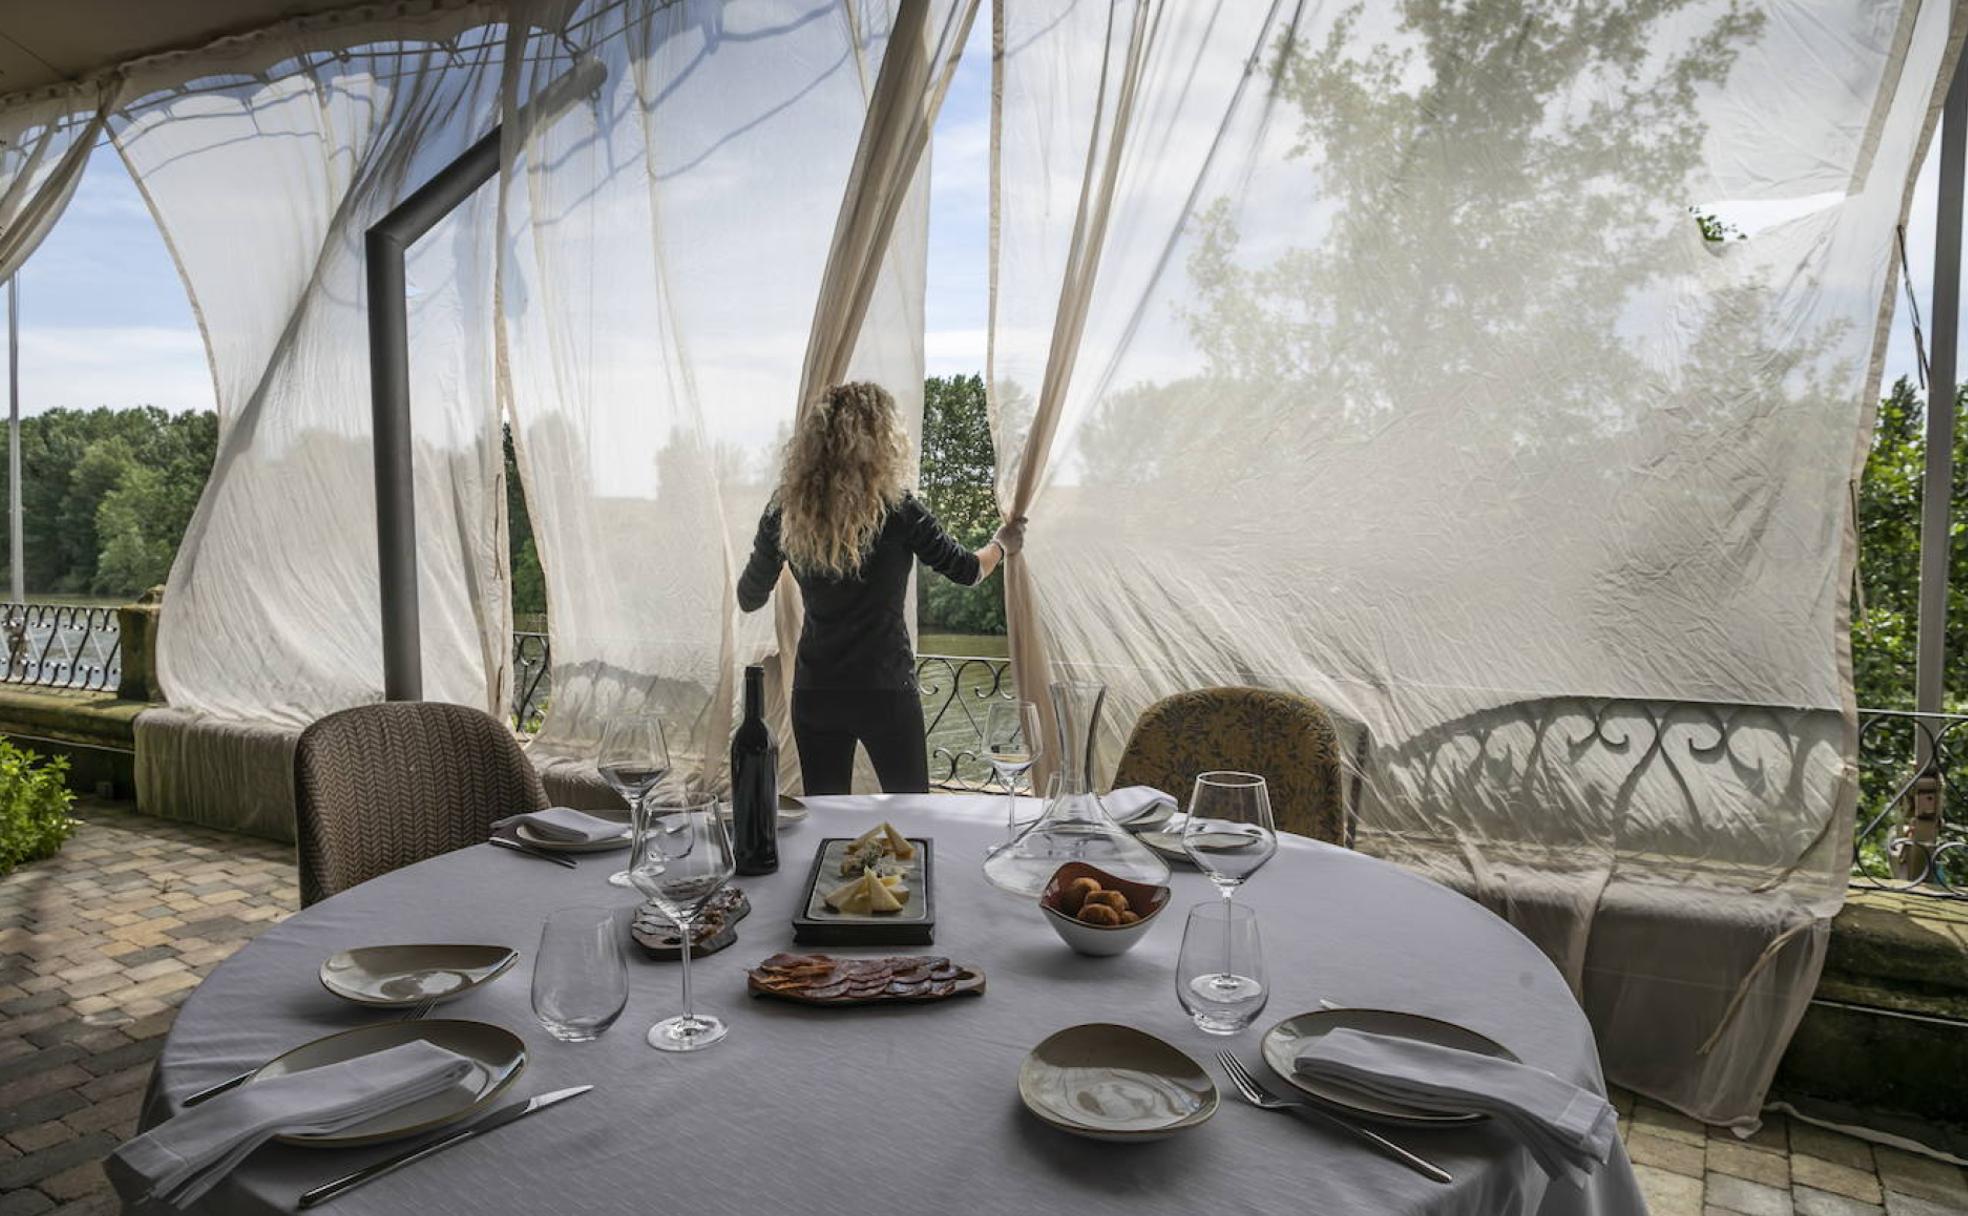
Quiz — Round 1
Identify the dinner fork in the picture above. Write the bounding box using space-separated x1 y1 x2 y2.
180 996 444 1108
1214 1050 1452 1185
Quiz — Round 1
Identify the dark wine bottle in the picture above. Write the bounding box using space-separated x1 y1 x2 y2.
731 664 779 875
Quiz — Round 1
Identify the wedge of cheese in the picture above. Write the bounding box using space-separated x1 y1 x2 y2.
823 868 908 914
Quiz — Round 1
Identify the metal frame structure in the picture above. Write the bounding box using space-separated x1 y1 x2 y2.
7 274 18 606
368 58 602 701
1916 47 1967 728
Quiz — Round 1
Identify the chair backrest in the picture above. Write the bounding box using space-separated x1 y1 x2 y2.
1112 686 1347 844
294 701 548 906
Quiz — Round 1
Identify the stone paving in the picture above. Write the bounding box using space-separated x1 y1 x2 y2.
0 798 295 1215
2 799 1966 1213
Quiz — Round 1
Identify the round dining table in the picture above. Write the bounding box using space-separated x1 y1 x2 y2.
142 793 1644 1215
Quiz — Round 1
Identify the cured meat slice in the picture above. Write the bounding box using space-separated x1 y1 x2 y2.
746 953 985 1006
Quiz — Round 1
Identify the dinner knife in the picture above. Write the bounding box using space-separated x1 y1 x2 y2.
296 1085 593 1208
487 835 578 868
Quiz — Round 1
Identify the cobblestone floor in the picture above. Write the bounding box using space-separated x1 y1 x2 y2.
1 800 1965 1214
0 798 295 1215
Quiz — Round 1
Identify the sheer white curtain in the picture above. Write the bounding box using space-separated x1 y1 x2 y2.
502 0 971 790
0 80 120 283
992 0 1959 1126
112 10 512 726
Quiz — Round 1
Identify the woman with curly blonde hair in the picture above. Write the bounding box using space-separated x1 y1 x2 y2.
739 381 1023 793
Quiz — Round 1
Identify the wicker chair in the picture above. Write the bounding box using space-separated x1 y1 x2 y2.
294 701 547 906
1112 686 1348 845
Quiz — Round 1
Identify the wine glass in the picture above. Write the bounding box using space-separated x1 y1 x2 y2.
598 715 670 889
1181 771 1277 905
531 905 629 1042
1176 900 1268 1034
980 700 1044 844
628 801 733 1052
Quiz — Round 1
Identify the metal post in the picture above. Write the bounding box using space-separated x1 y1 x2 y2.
1916 51 1967 726
367 58 603 701
368 129 499 702
6 275 18 607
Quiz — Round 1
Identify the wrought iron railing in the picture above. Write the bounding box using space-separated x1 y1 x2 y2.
917 653 1015 791
0 603 121 693
512 631 551 734
502 635 1964 895
1852 708 1968 899
505 638 1014 781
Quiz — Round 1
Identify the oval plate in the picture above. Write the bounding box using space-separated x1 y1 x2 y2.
1019 1023 1217 1141
320 944 517 1008
250 1020 526 1146
1261 1008 1518 1125
716 799 809 828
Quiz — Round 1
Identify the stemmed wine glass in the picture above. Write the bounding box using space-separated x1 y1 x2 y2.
980 700 1044 845
628 801 734 1052
597 715 671 889
1180 771 1278 902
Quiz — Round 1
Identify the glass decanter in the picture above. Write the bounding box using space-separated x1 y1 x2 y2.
982 680 1171 897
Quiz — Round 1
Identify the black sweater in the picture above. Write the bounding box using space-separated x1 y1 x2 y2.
737 495 981 690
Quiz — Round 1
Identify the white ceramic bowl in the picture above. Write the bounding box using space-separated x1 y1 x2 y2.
1038 862 1170 956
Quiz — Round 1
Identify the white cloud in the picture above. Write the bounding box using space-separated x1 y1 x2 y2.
924 326 987 377
14 326 214 416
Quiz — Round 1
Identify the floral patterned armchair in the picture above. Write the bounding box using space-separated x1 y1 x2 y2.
1112 686 1348 845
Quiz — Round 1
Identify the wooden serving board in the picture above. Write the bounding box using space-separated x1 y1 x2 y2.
792 837 935 946
631 888 751 960
746 953 984 1006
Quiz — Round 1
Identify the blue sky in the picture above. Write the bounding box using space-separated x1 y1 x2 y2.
0 11 1946 418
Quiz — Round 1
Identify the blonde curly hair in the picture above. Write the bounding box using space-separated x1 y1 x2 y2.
776 382 913 578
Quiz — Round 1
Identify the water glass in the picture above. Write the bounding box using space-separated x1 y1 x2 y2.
531 905 629 1042
1175 900 1267 1035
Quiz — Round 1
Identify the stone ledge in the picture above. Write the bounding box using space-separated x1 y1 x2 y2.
0 686 143 799
1774 887 1968 1130
0 687 143 749
1826 888 1968 999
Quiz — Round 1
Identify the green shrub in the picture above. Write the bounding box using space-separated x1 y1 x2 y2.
0 739 75 875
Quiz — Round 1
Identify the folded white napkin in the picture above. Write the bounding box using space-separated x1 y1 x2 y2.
108 1041 472 1209
1102 785 1176 823
1293 1027 1617 1186
492 806 627 843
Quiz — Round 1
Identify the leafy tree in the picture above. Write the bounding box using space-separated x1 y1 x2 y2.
917 374 1005 635
503 425 547 619
94 463 178 593
1854 376 1968 714
1 406 217 598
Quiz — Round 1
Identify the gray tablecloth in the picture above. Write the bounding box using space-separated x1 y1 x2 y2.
142 794 1643 1215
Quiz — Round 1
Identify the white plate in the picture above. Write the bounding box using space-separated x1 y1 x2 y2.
1260 1008 1518 1125
1019 1023 1217 1141
715 798 809 828
515 821 632 853
319 944 517 1007
250 1019 526 1146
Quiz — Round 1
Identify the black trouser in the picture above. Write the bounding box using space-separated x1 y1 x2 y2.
790 688 929 795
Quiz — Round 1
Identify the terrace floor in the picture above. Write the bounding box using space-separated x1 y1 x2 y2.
0 802 1964 1215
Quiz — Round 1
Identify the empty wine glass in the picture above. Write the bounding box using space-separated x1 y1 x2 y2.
598 715 671 888
629 801 733 1052
531 905 629 1042
1176 900 1267 1035
1182 771 1278 906
980 700 1044 844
